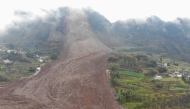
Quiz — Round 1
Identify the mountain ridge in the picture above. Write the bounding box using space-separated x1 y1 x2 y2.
0 8 121 109
1 7 190 108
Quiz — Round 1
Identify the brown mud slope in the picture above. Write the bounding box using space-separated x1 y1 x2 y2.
0 9 121 109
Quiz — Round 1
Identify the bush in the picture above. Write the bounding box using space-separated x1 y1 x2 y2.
146 60 157 67
29 67 35 72
6 43 15 49
20 58 30 63
111 79 120 86
173 63 179 66
0 75 8 81
51 54 58 60
155 83 163 88
158 67 167 73
26 52 34 58
108 56 118 63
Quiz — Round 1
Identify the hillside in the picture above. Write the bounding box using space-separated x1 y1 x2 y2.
110 16 190 61
1 6 190 109
0 7 68 50
2 8 190 63
85 11 190 62
0 8 121 109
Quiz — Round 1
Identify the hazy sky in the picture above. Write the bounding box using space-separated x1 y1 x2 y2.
0 0 190 29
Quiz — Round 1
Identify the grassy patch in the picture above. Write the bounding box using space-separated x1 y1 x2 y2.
119 71 144 77
122 102 143 109
167 67 181 73
162 58 172 63
31 61 40 66
117 76 143 84
45 58 52 63
161 78 179 81
0 65 5 69
0 72 5 76
186 67 190 72
170 87 184 91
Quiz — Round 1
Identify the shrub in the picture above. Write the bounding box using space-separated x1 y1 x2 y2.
146 60 157 67
0 75 8 81
29 67 35 72
155 83 163 88
51 54 58 60
158 67 167 73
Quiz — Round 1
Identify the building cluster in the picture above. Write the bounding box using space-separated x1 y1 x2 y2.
153 69 190 80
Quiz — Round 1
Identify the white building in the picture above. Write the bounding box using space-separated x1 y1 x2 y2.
36 67 41 71
163 63 168 67
3 59 12 64
35 55 39 58
173 71 179 74
153 75 162 80
38 58 43 63
176 74 182 78
106 69 110 74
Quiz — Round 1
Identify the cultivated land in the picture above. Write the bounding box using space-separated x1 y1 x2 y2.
109 52 190 109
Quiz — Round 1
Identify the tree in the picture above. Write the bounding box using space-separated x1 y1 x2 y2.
110 64 118 72
6 43 15 49
160 58 162 62
26 52 34 58
51 54 58 60
0 75 8 81
173 63 178 66
167 63 170 66
158 67 167 73
148 69 158 76
29 67 35 72
108 56 118 63
146 60 157 67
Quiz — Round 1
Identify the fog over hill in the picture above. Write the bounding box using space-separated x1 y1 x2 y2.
0 7 121 109
1 7 190 108
2 7 190 55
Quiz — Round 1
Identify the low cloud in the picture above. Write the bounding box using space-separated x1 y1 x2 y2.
0 7 68 38
14 10 32 18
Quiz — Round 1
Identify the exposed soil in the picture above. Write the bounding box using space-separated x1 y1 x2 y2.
0 8 122 109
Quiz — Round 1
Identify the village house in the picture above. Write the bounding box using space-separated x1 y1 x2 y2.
168 68 190 78
168 70 184 78
4 68 18 73
35 55 39 58
38 58 43 63
36 67 41 71
173 71 179 74
163 63 169 67
153 74 162 80
6 50 17 53
176 73 182 77
18 51 27 54
40 56 45 60
106 69 110 74
184 75 190 81
3 59 12 64
181 69 188 75
168 73 176 78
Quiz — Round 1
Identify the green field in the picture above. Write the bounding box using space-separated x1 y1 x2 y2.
0 65 5 69
119 71 144 77
112 70 190 109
